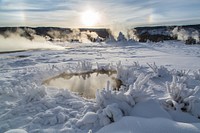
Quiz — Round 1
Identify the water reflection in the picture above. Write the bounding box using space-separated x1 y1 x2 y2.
43 70 122 98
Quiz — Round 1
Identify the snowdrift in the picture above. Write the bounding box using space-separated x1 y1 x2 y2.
97 116 200 133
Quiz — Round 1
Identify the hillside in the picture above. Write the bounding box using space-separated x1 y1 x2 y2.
0 24 200 44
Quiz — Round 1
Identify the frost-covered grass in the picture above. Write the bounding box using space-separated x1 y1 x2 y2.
0 41 200 133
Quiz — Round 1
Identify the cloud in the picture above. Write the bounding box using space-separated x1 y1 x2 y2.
0 0 73 12
0 0 200 27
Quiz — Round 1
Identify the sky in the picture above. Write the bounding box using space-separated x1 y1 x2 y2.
0 0 200 28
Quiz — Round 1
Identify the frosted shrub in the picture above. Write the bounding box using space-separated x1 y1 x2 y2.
117 65 136 86
132 61 142 69
76 61 92 72
96 63 114 71
170 70 191 87
116 61 143 86
55 89 73 99
77 112 98 126
96 73 153 109
23 83 47 103
96 85 133 116
33 106 69 125
174 69 190 77
193 69 200 80
0 81 29 98
0 87 18 98
165 76 200 118
42 64 71 78
96 88 133 126
95 73 154 125
125 73 154 103
147 62 169 77
102 103 123 122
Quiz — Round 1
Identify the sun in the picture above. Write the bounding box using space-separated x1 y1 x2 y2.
81 10 100 27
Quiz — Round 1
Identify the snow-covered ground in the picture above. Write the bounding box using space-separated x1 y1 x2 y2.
0 41 200 133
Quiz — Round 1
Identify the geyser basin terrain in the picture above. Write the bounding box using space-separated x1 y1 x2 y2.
43 70 121 98
1 41 200 133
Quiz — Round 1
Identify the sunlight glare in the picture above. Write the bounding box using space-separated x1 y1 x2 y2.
81 10 100 27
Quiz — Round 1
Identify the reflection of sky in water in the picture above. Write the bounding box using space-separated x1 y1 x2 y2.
44 72 117 98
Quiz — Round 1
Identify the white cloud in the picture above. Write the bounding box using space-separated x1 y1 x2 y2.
0 0 200 27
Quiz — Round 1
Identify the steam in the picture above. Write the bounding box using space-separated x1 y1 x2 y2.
107 24 138 41
0 28 64 53
68 29 101 43
45 28 102 43
109 24 129 40
107 25 200 43
172 27 200 43
127 29 139 41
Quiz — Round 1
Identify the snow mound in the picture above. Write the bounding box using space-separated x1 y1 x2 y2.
97 116 200 133
130 99 172 119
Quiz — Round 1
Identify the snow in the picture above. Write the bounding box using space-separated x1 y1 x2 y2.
77 112 98 126
130 99 172 119
97 116 200 133
0 40 200 133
